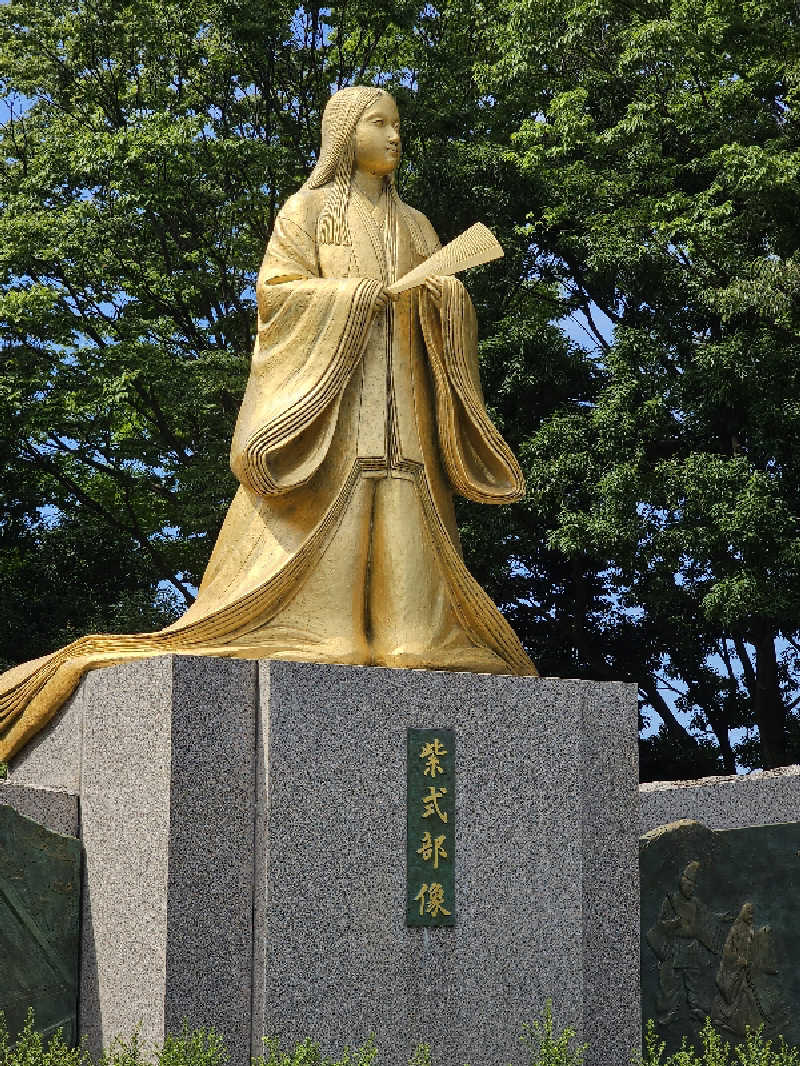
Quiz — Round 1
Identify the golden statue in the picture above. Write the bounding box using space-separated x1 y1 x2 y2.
0 86 536 764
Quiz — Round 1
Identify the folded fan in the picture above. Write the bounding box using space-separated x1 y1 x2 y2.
387 222 504 296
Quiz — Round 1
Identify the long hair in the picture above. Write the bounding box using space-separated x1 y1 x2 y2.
305 86 427 255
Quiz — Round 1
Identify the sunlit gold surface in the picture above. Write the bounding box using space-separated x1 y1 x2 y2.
386 222 504 297
0 86 536 764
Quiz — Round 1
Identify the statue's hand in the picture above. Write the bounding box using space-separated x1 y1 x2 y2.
373 287 391 313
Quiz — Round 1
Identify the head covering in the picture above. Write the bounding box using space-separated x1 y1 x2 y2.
305 86 386 247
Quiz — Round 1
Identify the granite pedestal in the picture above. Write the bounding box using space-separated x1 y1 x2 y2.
7 657 639 1066
640 765 800 836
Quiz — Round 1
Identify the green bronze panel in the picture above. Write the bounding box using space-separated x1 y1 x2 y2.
0 805 81 1045
407 728 455 927
641 819 800 1053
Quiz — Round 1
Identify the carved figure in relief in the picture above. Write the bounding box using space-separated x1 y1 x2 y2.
0 86 536 764
712 902 786 1037
646 860 729 1025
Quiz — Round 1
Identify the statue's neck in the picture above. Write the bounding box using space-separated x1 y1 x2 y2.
352 168 387 206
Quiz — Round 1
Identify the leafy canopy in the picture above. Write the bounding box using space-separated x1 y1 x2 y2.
2 0 800 773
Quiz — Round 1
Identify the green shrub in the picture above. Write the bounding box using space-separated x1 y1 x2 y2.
735 1025 800 1066
0 1016 226 1066
636 1019 800 1066
0 761 8 780
408 1044 431 1066
154 1026 227 1066
5 1004 800 1066
96 1031 149 1066
0 1011 90 1066
253 1035 377 1066
98 1025 227 1066
519 1000 587 1066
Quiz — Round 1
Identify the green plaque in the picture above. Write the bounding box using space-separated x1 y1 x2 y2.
0 805 81 1045
641 819 800 1054
407 728 455 927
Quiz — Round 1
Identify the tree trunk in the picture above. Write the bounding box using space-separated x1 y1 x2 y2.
753 632 787 769
641 683 710 755
706 708 736 775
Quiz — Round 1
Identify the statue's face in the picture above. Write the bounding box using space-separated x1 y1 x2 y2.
353 93 401 177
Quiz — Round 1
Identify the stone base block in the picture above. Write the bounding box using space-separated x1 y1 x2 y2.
8 658 639 1066
0 783 79 838
640 764 800 836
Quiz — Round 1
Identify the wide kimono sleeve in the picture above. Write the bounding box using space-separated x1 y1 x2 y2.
418 273 526 505
230 193 384 496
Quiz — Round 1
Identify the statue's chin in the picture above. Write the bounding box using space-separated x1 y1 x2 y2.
356 155 399 178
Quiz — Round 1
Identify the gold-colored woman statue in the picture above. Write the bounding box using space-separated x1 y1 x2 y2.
0 86 536 764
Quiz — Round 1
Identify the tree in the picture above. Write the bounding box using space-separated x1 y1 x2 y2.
474 0 800 772
0 0 582 670
0 0 378 654
2 0 800 774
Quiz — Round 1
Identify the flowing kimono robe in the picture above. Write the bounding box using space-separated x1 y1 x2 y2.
0 181 535 764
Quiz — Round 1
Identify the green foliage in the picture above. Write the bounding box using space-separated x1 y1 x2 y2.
4 1009 800 1066
252 1035 376 1066
0 1014 227 1066
473 0 800 774
519 1000 587 1066
0 0 330 655
3 0 800 773
0 760 7 779
96 1031 149 1066
154 1026 227 1066
636 1018 800 1066
100 1024 227 1066
0 1010 90 1066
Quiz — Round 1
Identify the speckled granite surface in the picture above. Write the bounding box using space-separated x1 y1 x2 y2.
6 655 259 1062
3 658 639 1066
640 764 800 836
8 685 85 793
254 663 639 1066
0 782 79 837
